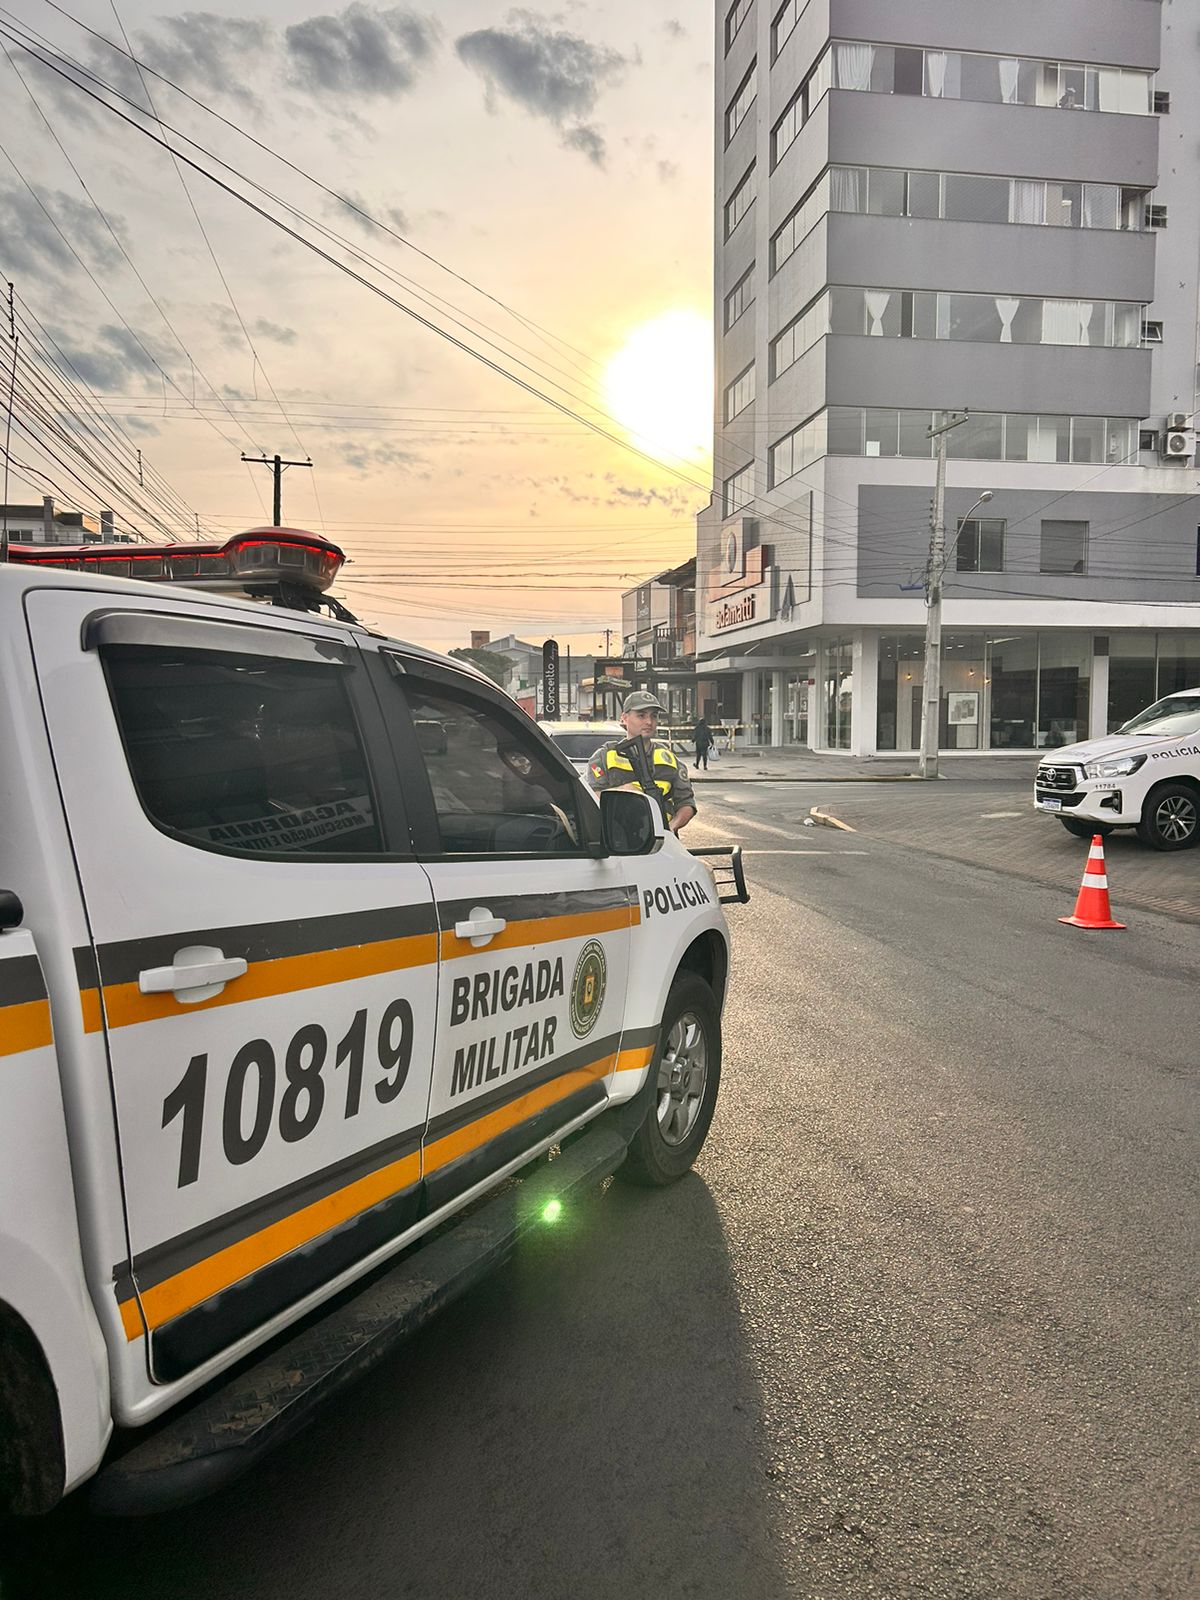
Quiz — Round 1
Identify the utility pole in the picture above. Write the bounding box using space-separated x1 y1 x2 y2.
603 627 613 655
1 283 15 564
241 453 312 526
918 412 967 780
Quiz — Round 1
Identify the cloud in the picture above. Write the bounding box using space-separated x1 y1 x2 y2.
328 190 410 238
657 159 680 184
48 324 164 390
455 12 626 163
0 185 125 278
338 438 429 476
286 4 438 97
252 317 298 346
560 123 605 166
138 13 271 110
663 20 687 39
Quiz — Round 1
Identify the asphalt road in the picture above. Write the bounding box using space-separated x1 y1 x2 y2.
4 791 1197 1599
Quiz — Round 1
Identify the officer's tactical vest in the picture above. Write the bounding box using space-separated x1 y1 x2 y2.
604 742 679 812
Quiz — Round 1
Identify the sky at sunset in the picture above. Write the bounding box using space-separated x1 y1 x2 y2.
0 0 717 651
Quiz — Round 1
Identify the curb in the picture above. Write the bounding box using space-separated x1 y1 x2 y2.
692 773 924 784
808 804 857 833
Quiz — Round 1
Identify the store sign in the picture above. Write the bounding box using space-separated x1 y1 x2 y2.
542 638 561 719
713 593 757 631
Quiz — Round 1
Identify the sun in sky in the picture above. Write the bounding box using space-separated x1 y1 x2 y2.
603 310 713 464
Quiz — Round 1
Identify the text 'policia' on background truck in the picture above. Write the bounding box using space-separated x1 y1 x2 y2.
0 528 745 1515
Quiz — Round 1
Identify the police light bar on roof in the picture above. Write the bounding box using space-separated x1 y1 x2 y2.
6 526 346 593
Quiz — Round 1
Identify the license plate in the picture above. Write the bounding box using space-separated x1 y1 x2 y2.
1042 798 1062 811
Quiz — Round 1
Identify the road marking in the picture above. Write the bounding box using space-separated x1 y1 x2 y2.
979 811 1023 819
740 848 870 856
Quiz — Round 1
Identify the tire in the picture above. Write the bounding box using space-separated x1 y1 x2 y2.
1058 818 1113 840
1136 782 1200 851
617 973 721 1187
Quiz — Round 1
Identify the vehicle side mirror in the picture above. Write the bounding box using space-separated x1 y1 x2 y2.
599 788 665 855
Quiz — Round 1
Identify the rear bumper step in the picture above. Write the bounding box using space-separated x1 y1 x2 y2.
91 1123 630 1515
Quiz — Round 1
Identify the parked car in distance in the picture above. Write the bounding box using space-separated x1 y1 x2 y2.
1033 687 1200 849
543 720 623 777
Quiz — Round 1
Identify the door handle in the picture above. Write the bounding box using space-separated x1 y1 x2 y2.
138 945 248 1005
453 907 507 948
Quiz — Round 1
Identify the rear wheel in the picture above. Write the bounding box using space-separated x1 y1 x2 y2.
617 973 721 1187
1058 818 1112 840
1136 782 1200 851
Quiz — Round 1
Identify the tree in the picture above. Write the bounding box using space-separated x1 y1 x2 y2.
448 646 512 687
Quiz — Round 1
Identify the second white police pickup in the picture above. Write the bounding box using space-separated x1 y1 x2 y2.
1034 687 1200 849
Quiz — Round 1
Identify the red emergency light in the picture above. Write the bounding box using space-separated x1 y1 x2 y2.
6 526 346 594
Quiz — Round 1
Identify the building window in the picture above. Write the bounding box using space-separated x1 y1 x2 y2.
725 60 757 143
768 412 826 486
1145 203 1168 229
771 0 805 60
725 0 752 52
826 408 1138 466
827 286 1144 349
1154 90 1170 114
771 172 829 273
769 293 829 378
1142 320 1163 345
724 265 755 329
956 517 1005 573
724 363 756 420
725 163 756 238
813 40 1153 115
771 87 805 166
1040 520 1089 575
823 164 1148 232
723 463 754 516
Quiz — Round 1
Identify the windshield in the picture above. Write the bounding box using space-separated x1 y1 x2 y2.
550 732 609 759
1119 695 1200 737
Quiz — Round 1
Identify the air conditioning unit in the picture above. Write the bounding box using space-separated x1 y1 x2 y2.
1160 428 1196 460
1165 411 1191 431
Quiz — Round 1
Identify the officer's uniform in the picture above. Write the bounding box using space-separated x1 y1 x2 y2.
586 737 697 823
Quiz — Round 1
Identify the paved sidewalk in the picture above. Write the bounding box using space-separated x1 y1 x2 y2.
688 747 1036 783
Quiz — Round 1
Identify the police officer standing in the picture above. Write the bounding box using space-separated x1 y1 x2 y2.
587 691 697 833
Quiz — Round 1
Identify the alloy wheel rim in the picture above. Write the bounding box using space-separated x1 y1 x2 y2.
1157 795 1196 843
656 1011 708 1146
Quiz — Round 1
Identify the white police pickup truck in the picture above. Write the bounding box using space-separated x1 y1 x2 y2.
1034 688 1200 849
0 530 743 1514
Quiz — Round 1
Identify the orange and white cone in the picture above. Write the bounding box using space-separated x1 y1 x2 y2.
1059 834 1125 930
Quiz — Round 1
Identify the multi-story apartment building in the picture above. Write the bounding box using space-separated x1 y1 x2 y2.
697 0 1200 754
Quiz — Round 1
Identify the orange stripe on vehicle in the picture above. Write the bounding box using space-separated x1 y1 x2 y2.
99 932 439 1030
118 1295 144 1341
613 1043 655 1074
423 1051 617 1176
0 998 53 1057
121 1147 423 1338
79 988 104 1034
443 906 635 961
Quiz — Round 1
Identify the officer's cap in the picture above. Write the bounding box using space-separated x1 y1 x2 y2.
623 691 663 713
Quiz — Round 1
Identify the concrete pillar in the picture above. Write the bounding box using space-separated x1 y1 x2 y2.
812 642 827 749
1090 642 1109 740
739 669 757 748
852 633 878 758
771 670 785 747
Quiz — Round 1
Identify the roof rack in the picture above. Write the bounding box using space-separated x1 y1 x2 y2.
5 526 357 621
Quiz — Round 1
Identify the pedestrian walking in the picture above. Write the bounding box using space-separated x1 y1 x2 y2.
693 714 713 771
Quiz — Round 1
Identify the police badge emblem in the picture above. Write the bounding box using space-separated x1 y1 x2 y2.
569 939 607 1038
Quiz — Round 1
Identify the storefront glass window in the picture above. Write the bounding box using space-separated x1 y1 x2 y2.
1108 633 1156 729
1156 633 1200 699
1037 634 1090 747
876 634 925 750
988 636 1038 748
941 633 985 748
824 638 853 749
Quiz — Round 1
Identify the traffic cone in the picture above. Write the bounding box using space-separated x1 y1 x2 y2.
1059 835 1125 930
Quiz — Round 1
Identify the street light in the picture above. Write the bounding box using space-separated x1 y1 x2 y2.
918 414 994 779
